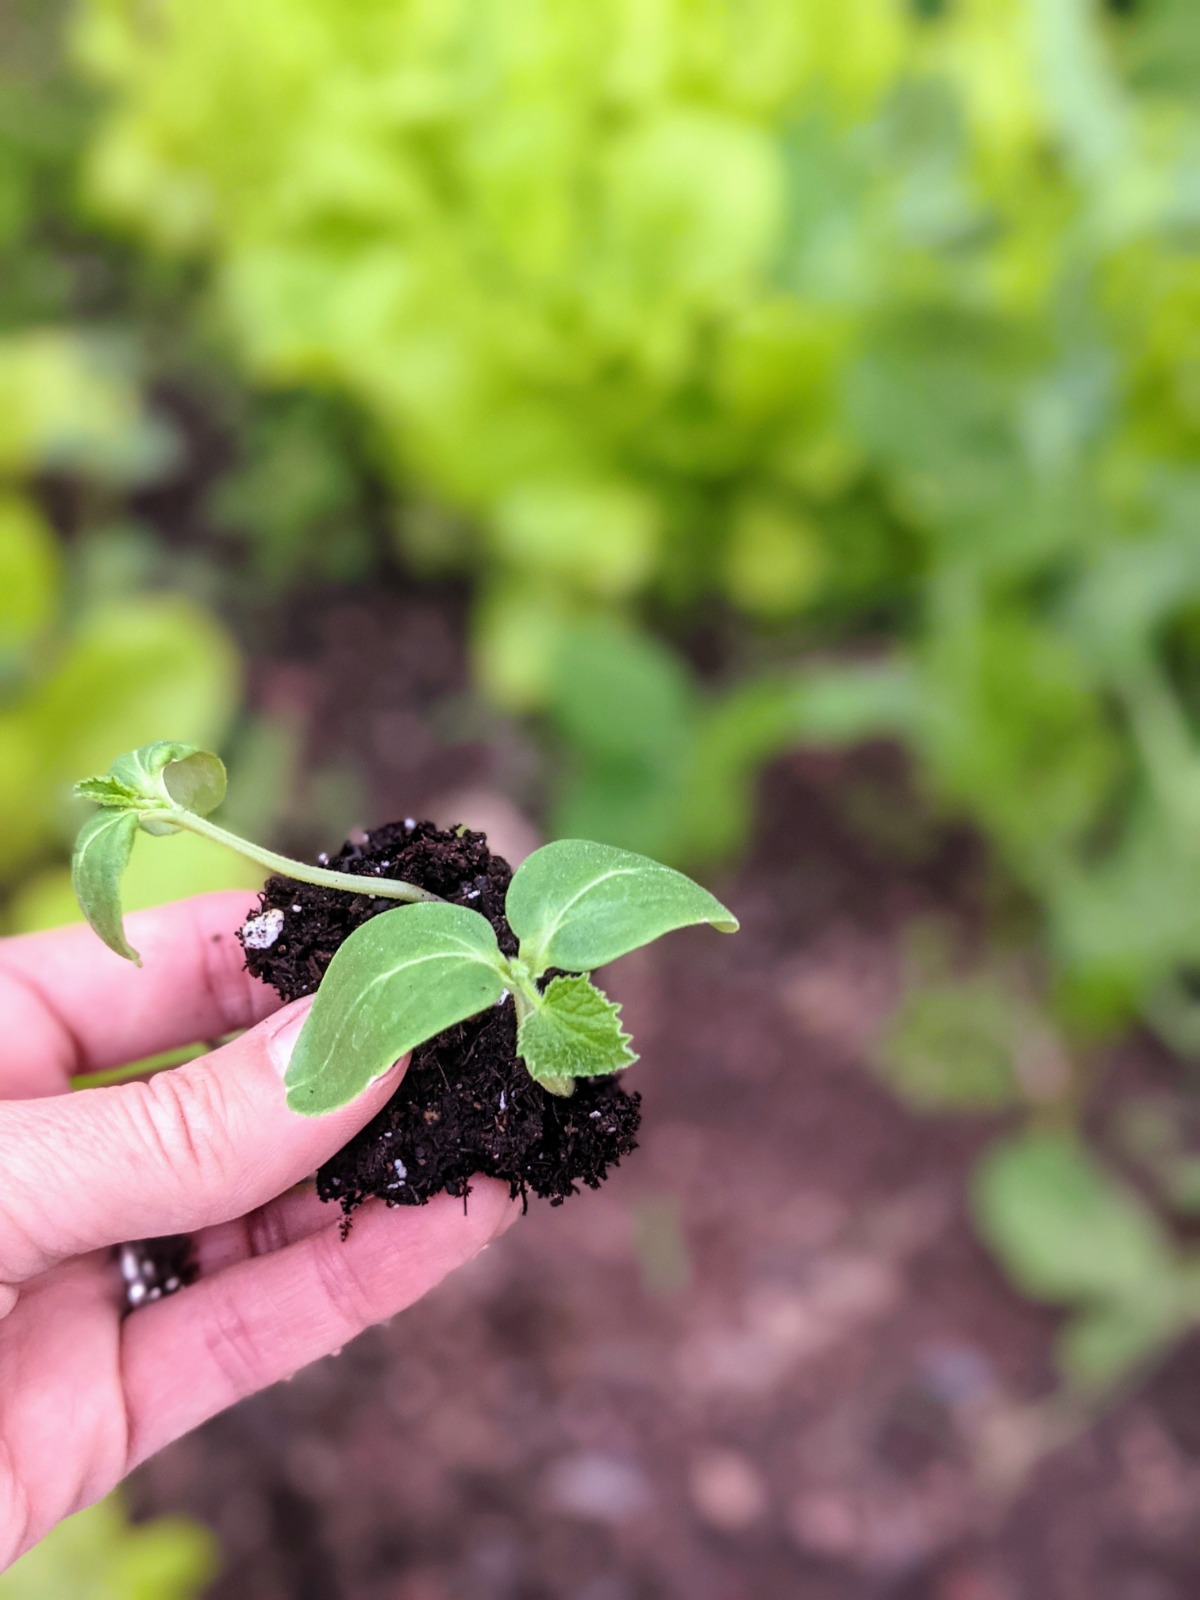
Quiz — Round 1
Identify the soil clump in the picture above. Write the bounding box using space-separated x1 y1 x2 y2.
239 820 641 1211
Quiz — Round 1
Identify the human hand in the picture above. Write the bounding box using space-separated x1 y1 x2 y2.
0 893 518 1569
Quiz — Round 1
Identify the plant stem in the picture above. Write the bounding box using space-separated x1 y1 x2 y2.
71 1041 213 1089
504 960 542 1023
157 811 444 904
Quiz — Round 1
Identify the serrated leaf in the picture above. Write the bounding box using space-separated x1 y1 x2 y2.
507 839 738 975
285 902 507 1116
74 774 142 808
517 974 636 1090
70 807 141 962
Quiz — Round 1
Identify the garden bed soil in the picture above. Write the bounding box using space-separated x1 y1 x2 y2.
238 820 640 1211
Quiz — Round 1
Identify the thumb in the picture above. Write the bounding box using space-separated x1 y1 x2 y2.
0 998 406 1285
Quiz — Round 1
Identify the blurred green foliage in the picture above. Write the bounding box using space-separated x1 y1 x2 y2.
0 2 258 929
973 1130 1200 1393
71 0 1200 1052
0 368 247 925
0 1494 215 1600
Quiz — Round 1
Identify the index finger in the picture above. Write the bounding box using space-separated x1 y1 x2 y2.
0 893 279 1095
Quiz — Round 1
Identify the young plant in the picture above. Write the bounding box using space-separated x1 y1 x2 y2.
72 742 739 1112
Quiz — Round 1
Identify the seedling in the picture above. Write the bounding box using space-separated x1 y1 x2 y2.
72 742 738 1114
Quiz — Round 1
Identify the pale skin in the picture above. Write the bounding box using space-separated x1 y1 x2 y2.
0 892 519 1571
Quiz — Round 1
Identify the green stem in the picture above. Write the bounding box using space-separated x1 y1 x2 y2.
155 811 444 904
503 959 543 1023
71 1041 213 1090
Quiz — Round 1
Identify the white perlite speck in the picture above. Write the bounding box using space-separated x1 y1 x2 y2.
393 1158 408 1181
242 908 286 950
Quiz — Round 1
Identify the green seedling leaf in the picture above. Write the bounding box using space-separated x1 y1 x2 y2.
507 839 738 975
972 1131 1176 1307
74 742 228 834
158 748 227 815
517 974 636 1093
70 807 142 962
106 740 227 815
74 774 142 808
285 901 507 1115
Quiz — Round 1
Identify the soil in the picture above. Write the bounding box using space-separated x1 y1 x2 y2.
238 820 641 1210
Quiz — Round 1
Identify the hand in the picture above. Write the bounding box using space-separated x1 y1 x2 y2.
0 893 517 1569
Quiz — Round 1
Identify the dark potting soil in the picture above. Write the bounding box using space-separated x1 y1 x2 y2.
238 820 641 1212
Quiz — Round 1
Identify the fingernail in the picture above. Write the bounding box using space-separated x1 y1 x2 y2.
269 998 315 1079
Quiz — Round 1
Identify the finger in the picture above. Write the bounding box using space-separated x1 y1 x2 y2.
189 1184 332 1278
0 893 277 1095
0 1001 407 1284
120 1181 520 1465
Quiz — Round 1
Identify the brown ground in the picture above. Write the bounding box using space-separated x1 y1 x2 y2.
127 582 1200 1600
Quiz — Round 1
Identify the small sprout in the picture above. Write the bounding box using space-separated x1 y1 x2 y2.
73 741 739 1115
70 740 441 964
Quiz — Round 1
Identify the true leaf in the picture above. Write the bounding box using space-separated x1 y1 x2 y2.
74 774 141 808
517 974 636 1091
285 902 507 1116
507 839 738 974
70 807 142 963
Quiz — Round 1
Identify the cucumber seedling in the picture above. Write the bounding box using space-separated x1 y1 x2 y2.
72 742 739 1115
